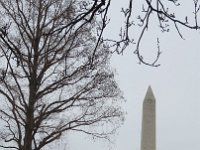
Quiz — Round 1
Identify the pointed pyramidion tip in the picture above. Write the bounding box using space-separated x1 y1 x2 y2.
144 85 156 102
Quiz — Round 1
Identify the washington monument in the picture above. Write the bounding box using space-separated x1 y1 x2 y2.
141 86 156 150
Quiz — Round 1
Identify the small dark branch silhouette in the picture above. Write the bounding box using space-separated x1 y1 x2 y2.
132 0 200 66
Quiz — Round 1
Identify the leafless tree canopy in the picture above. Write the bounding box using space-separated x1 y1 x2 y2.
25 0 198 67
0 0 124 149
0 0 199 149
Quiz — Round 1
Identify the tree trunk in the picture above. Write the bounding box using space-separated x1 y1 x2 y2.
24 109 34 150
24 80 36 150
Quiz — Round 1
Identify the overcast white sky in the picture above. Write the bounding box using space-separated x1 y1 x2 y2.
68 1 200 150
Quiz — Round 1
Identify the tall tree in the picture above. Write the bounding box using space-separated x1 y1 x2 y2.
0 0 124 149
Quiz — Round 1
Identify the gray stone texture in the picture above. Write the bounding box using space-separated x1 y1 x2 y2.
141 86 156 150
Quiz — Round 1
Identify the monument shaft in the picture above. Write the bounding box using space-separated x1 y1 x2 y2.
141 86 156 150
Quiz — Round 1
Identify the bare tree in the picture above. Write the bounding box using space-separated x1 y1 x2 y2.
3 0 194 67
0 0 124 149
0 0 198 67
0 0 199 149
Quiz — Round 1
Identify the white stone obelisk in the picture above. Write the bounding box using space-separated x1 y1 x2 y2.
141 86 156 150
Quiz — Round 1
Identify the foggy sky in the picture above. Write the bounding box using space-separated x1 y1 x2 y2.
69 1 200 150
